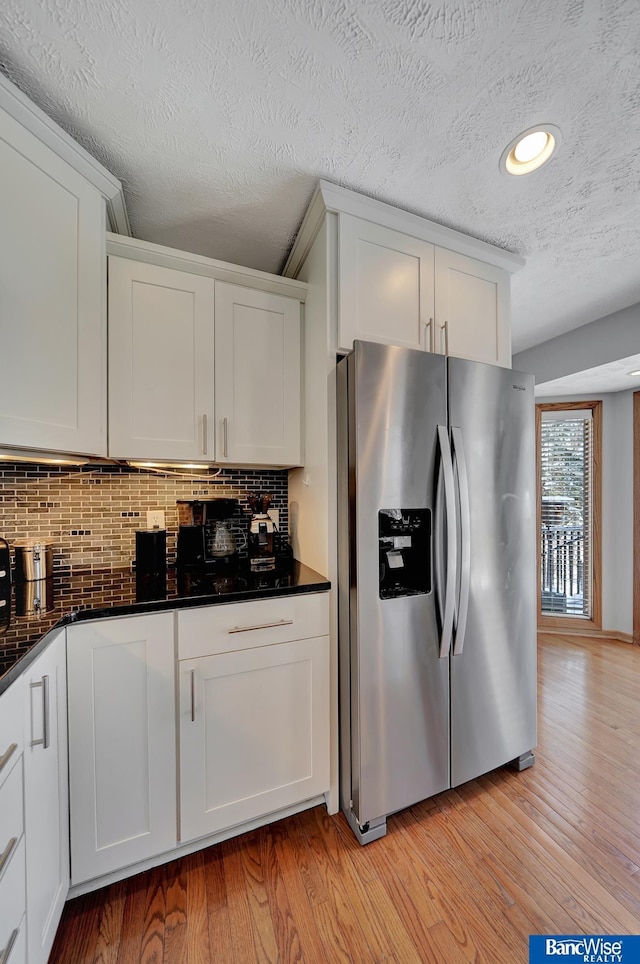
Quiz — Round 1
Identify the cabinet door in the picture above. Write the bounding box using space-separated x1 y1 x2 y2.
180 635 330 842
434 248 511 367
0 110 106 455
67 613 176 884
214 282 301 466
338 214 435 354
108 258 215 460
23 631 68 964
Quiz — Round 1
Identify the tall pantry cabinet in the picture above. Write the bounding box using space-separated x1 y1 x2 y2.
283 180 524 814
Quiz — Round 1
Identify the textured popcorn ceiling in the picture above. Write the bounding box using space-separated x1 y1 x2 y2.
1 0 639 352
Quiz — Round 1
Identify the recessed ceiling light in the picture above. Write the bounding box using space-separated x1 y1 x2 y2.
627 370 640 377
500 125 562 176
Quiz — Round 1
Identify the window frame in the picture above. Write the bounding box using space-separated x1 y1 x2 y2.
536 400 602 630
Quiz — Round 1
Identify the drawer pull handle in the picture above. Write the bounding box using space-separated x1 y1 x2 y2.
0 928 19 964
0 837 17 881
0 743 17 776
228 618 294 634
30 675 50 749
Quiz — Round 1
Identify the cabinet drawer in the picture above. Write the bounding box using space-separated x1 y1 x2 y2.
0 836 26 956
0 680 24 789
0 756 23 861
178 592 329 659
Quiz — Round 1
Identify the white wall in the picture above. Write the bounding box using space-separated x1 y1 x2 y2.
514 303 640 384
536 390 633 636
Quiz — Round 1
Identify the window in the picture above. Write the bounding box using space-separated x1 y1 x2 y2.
536 401 602 627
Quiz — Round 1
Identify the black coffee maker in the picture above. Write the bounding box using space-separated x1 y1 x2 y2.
177 499 240 570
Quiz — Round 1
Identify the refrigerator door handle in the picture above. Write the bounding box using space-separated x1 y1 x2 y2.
451 426 471 655
436 425 457 658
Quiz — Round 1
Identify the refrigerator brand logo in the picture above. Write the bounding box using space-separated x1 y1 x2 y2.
529 935 634 963
512 383 527 391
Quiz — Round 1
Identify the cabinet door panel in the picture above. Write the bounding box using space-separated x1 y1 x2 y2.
180 636 329 842
23 631 68 964
434 248 510 367
108 258 215 460
338 214 435 353
67 614 176 883
214 283 301 466
0 112 105 455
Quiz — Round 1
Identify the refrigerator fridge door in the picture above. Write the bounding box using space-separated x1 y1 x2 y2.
338 341 450 837
448 358 537 787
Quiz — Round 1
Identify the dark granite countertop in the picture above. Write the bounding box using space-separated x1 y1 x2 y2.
0 561 330 696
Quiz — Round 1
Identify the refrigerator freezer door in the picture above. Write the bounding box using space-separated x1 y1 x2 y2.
343 341 450 828
448 359 537 787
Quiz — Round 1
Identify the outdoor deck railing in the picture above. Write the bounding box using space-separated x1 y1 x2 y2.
540 525 585 612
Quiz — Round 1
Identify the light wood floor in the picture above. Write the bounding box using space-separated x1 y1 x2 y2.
50 633 640 963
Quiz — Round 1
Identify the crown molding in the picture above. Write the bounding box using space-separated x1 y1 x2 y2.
0 71 130 235
284 178 525 279
107 233 308 301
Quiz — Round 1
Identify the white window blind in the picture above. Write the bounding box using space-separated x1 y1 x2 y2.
540 410 593 618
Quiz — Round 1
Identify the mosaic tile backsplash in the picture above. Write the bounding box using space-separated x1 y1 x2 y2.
0 462 288 573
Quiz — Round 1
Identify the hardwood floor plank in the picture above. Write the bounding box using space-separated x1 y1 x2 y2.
49 886 104 964
311 808 423 964
268 819 335 963
182 851 211 964
300 806 383 962
217 838 252 964
393 804 527 963
238 830 280 963
202 843 233 964
93 880 127 964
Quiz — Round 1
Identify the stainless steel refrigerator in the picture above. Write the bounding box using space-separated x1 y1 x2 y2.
337 340 536 844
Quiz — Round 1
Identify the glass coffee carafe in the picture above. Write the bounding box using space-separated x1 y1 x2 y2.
211 520 238 558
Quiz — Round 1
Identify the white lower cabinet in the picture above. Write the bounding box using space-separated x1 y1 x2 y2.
0 674 26 964
67 613 176 884
23 631 68 964
178 594 330 843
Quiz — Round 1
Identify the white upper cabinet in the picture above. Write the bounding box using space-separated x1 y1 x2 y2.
434 247 510 366
214 282 302 466
338 216 435 353
288 181 522 368
337 214 511 365
0 73 127 457
106 236 306 467
108 257 216 461
0 112 106 455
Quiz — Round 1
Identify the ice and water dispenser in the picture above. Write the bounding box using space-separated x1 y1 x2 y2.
378 508 431 599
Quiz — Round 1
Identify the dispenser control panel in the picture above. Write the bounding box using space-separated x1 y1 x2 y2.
378 508 431 599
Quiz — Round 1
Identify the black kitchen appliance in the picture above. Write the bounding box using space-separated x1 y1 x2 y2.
247 494 276 572
0 538 10 631
176 498 241 570
135 528 167 600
